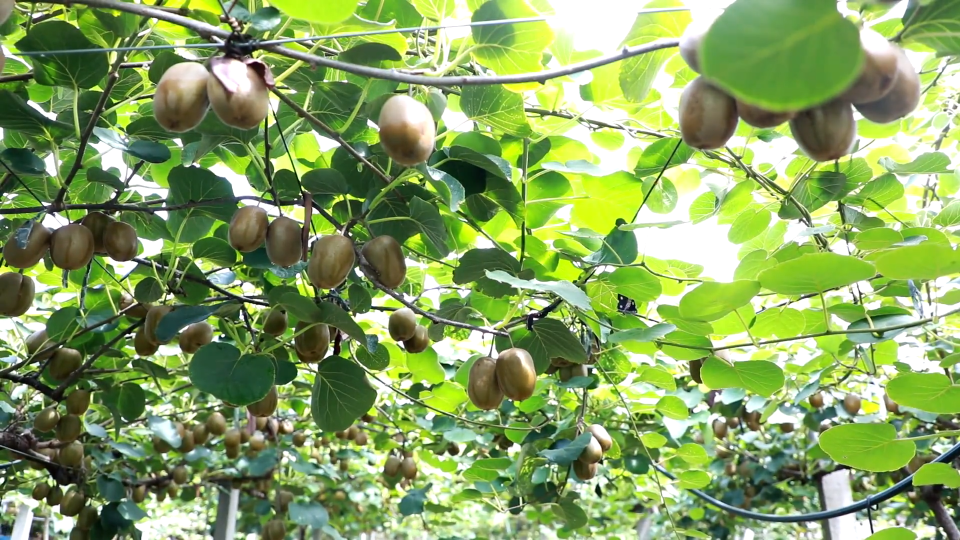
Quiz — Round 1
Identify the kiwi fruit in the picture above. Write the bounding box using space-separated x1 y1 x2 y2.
884 393 900 414
247 385 278 417
66 389 91 415
79 212 113 254
32 483 51 501
193 423 209 445
206 412 227 435
207 57 270 130
678 19 711 73
400 456 418 480
255 417 268 431
383 455 402 477
780 422 795 433
50 224 95 270
223 428 241 447
726 417 740 428
26 329 55 361
0 0 13 26
808 392 824 409
355 431 368 446
690 358 703 384
578 435 603 464
265 216 303 268
712 419 728 438
307 235 356 289
402 325 430 354
3 223 51 269
841 29 900 104
0 272 34 316
855 47 920 124
59 441 84 467
172 465 188 485
134 327 159 356
120 293 150 319
103 221 138 261
249 431 266 452
388 308 418 342
60 491 85 517
143 305 174 345
154 62 211 132
49 348 82 381
178 321 214 354
56 414 83 443
178 430 196 453
46 485 63 506
279 419 294 434
262 308 288 336
467 356 503 410
275 489 294 513
377 95 437 166
346 426 359 440
737 100 795 129
76 506 99 529
34 406 60 432
679 77 738 150
789 100 856 162
588 424 612 453
573 459 598 480
495 348 536 402
294 322 330 362
263 519 286 540
361 235 406 289
292 432 306 447
558 363 588 383
843 393 862 415
166 483 178 497
228 206 269 252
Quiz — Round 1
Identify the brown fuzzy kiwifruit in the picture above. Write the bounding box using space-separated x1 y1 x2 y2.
400 456 418 480
56 414 83 443
77 505 99 529
3 223 51 269
678 19 711 73
745 411 762 431
855 47 920 124
228 206 268 252
206 412 227 436
47 486 64 505
134 327 159 356
207 57 270 130
49 348 82 381
66 389 91 415
0 272 34 316
884 393 900 414
789 100 856 162
263 519 286 540
361 235 406 289
275 489 294 513
172 465 188 485
384 455 402 477
402 325 430 354
679 76 738 150
726 417 740 428
388 308 418 342
265 216 302 268
60 491 85 517
143 305 174 345
292 431 306 447
355 431 369 446
843 393 862 415
154 62 211 132
32 482 51 501
223 428 241 447
468 356 504 410
780 422 795 434
346 425 359 440
34 406 60 432
103 221 138 261
178 321 214 354
307 235 356 289
578 435 603 464
50 224 95 270
294 321 330 362
279 419 294 434
573 459 598 480
712 419 728 439
120 293 149 319
255 417 268 431
690 358 703 384
26 329 56 361
558 363 588 383
809 392 824 409
840 29 900 104
80 212 113 254
496 348 536 401
378 95 436 166
249 431 266 452
130 485 146 503
178 429 196 453
192 423 209 445
262 308 288 336
247 385 278 417
588 424 613 453
736 101 795 129
0 0 13 28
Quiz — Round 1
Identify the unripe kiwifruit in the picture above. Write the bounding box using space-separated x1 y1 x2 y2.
355 431 368 446
166 482 178 497
193 423 209 445
294 322 330 362
884 393 900 414
143 305 174 345
402 325 430 354
103 221 138 261
780 422 795 433
262 308 288 336
265 216 302 268
79 212 113 254
56 414 83 443
388 308 418 342
207 57 270 130
49 348 82 381
32 482 51 501
377 95 436 166
467 356 503 410
361 235 406 289
46 485 63 505
339 458 350 472
679 76 738 150
134 327 159 356
400 456 418 480
713 419 728 438
178 321 214 354
809 392 824 409
206 412 227 436
789 100 856 162
228 206 269 252
50 224 95 270
840 29 900 104
224 428 241 447
60 491 85 517
843 393 861 415
346 425 359 440
587 424 612 453
155 489 166 502
578 434 603 464
256 416 268 430
66 390 91 415
262 518 287 540
77 505 98 530
495 348 536 402
292 431 306 447
0 272 34 316
558 363 588 383
3 223 51 269
736 101 795 129
726 417 740 428
26 329 55 361
152 435 171 454
854 47 920 124
275 489 294 513
154 62 210 132
247 385 278 417
178 429 196 453
249 431 266 451
120 293 149 319
573 459 598 480
172 465 188 485
59 440 84 467
307 235 356 289
384 455 402 477
678 19 711 73
34 406 60 432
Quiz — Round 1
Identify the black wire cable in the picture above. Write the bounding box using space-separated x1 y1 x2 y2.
651 441 960 523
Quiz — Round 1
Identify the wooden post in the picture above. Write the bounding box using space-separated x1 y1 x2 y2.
11 504 33 540
212 486 239 540
817 470 862 540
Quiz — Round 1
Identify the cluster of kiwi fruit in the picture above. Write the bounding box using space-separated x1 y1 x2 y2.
466 348 537 410
228 207 307 269
678 21 920 161
153 55 272 133
31 389 92 470
387 308 430 353
128 303 213 357
573 424 613 480
383 450 420 484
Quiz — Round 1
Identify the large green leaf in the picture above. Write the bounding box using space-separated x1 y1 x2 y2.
17 21 109 88
678 280 759 322
886 373 960 413
0 90 74 139
819 424 915 472
310 357 377 432
619 1 690 103
913 463 960 488
168 166 237 223
758 253 875 295
470 0 554 82
496 317 587 372
189 343 275 406
485 270 591 311
460 85 532 137
269 0 358 22
873 244 960 281
864 529 916 540
117 383 145 422
901 0 960 55
700 357 784 397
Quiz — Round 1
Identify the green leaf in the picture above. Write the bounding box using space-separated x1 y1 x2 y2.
819 424 915 472
46 307 82 343
407 348 445 384
168 166 237 222
289 503 329 529
758 253 875 295
700 0 861 112
779 172 850 219
901 0 960 55
117 501 148 522
17 21 109 88
608 323 676 344
874 244 960 281
117 383 145 422
0 148 46 175
461 84 532 137
728 206 771 244
485 270 590 311
97 476 125 502
864 529 916 540
887 373 960 414
678 471 711 489
633 138 693 177
539 432 593 465
656 396 688 419
274 360 297 386
409 197 449 256
302 168 349 195
619 2 690 103
845 314 915 344
310 357 377 432
133 277 163 304
249 7 283 31
269 0 358 23
678 280 759 322
193 237 238 266
155 303 227 344
556 497 588 529
700 357 784 397
586 219 638 265
412 0 454 21
470 0 554 82
424 166 466 212
913 462 960 488
148 416 182 448
0 90 74 138
879 152 952 175
189 343 275 406
278 293 370 350
501 317 587 372
355 343 390 371
399 484 431 516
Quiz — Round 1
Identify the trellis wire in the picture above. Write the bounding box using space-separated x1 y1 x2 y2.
11 7 689 58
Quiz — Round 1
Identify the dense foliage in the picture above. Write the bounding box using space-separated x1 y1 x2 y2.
1 0 960 539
